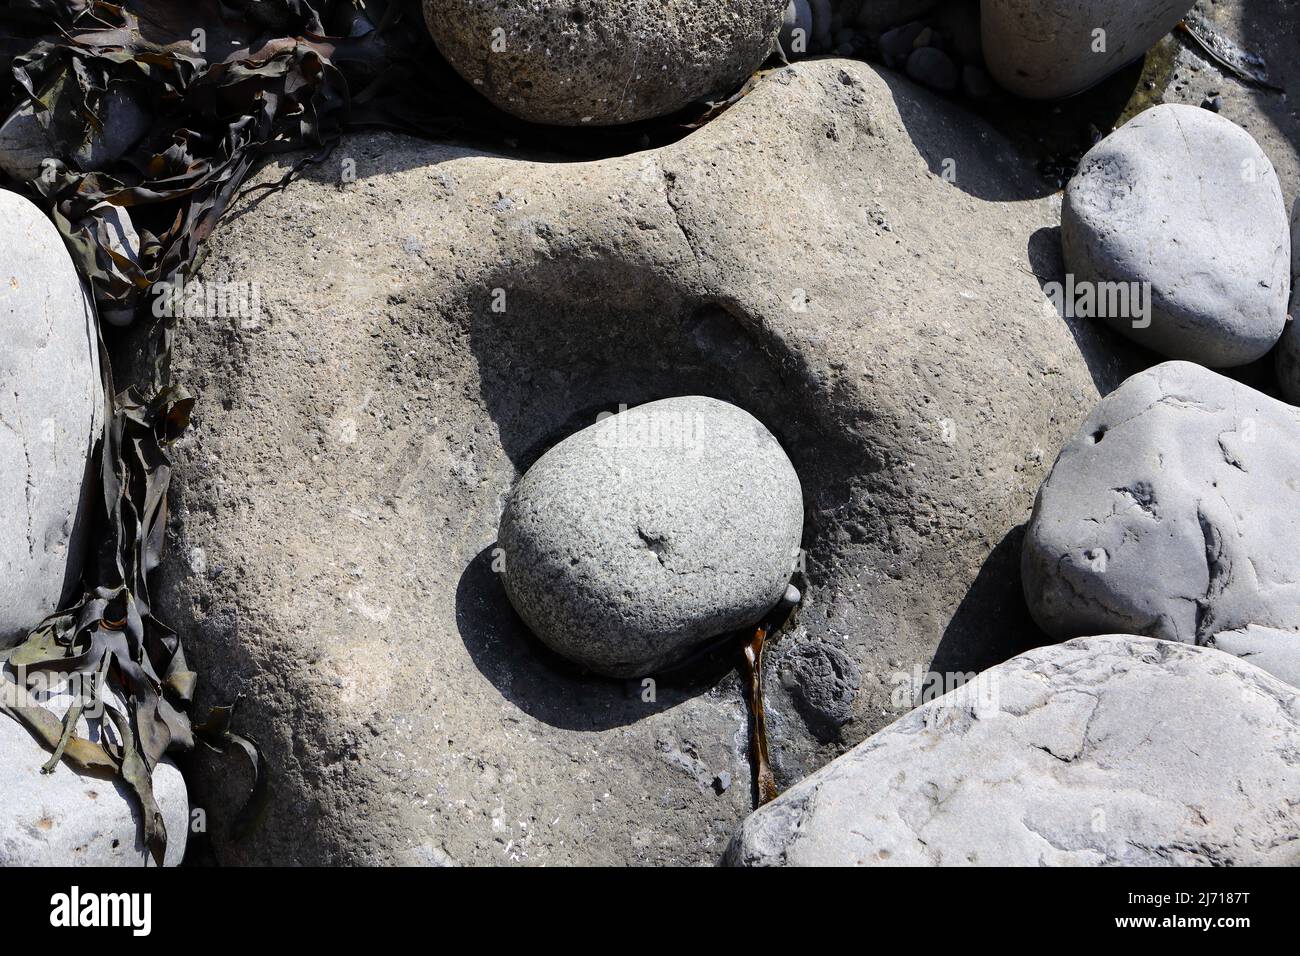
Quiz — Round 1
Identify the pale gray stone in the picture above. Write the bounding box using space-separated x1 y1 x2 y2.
0 190 103 644
0 679 188 866
982 0 1194 100
726 635 1300 866
499 397 803 677
1213 626 1300 689
1063 105 1290 367
1022 362 1300 684
421 0 787 125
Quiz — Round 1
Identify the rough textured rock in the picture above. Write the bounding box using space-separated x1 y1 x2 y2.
152 59 1131 865
982 0 1195 100
1063 105 1290 367
0 190 103 644
726 635 1300 866
421 0 787 126
1023 362 1300 682
0 680 188 866
499 397 803 677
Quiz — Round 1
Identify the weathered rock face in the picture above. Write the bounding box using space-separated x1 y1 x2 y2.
726 635 1300 866
499 397 803 677
421 0 787 126
156 59 1130 865
0 190 103 644
0 680 189 866
1022 362 1300 681
982 0 1194 100
1063 105 1290 368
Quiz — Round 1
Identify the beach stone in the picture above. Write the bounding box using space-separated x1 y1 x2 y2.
0 190 103 644
726 634 1300 866
1063 104 1290 368
906 47 959 92
499 397 803 677
855 1 938 30
982 0 1194 100
1022 361 1300 682
0 85 149 181
0 678 189 866
781 0 815 55
421 0 787 125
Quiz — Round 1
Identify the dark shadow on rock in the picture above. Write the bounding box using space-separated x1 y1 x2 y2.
928 524 1050 681
455 544 742 732
1026 225 1151 395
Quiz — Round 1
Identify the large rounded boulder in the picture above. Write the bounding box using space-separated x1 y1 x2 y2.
499 397 803 677
422 0 787 125
0 190 103 643
1022 361 1300 679
982 0 1194 100
1063 105 1290 368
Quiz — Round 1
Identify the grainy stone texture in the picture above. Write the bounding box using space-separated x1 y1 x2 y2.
1063 105 1290 367
499 397 803 677
0 679 188 866
982 0 1195 100
422 0 787 125
152 60 1131 865
0 190 103 644
1023 362 1300 683
726 635 1300 866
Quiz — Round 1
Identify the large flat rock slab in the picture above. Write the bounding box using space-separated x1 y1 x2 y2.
156 59 1129 864
726 635 1300 866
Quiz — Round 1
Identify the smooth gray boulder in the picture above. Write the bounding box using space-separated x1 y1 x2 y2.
726 635 1300 866
0 190 103 644
422 0 786 126
780 1 814 55
0 678 189 866
982 0 1194 100
0 85 149 181
1063 104 1290 367
499 397 803 677
1022 362 1300 680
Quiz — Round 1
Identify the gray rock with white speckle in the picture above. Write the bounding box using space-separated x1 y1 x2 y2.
422 0 787 126
982 0 1194 100
499 397 803 677
0 190 103 644
1063 104 1290 367
1022 362 1300 682
726 635 1300 866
